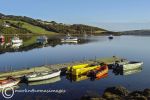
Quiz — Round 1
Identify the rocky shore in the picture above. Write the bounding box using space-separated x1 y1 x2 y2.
81 86 150 100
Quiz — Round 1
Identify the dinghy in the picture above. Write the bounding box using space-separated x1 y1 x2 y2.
25 70 61 82
0 77 20 89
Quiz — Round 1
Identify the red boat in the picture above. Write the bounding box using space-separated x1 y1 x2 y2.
87 64 108 78
0 35 5 42
0 77 20 89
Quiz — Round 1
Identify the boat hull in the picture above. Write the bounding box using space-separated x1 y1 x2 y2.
120 62 143 71
26 71 61 82
96 66 108 78
0 80 20 89
12 40 23 44
72 65 100 76
67 64 89 73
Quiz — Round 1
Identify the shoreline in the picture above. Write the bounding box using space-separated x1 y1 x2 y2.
81 86 150 100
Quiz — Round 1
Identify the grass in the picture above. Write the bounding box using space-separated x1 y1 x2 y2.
23 36 37 47
5 20 58 35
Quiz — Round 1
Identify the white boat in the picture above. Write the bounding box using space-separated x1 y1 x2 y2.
61 34 78 43
113 66 142 76
11 36 23 44
116 61 143 71
0 78 20 89
28 76 61 86
25 70 61 82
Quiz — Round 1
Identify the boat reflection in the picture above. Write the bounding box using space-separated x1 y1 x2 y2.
11 42 23 49
66 74 88 82
66 73 108 82
27 76 61 86
0 85 19 92
113 67 142 76
0 36 92 54
95 73 108 80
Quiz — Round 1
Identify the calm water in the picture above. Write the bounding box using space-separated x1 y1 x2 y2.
0 35 150 100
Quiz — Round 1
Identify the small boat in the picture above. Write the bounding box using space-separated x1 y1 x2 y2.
113 66 142 76
61 34 78 43
11 36 23 44
108 35 113 39
0 35 5 42
25 70 61 82
36 36 48 44
115 61 143 71
67 64 89 73
87 64 108 78
0 77 20 89
71 64 100 76
28 76 61 86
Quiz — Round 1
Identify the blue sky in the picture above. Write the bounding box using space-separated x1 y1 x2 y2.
0 0 150 31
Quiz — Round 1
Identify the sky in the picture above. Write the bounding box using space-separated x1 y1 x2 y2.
0 0 150 31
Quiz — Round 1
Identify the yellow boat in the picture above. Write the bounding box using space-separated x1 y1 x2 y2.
72 65 100 75
67 64 89 73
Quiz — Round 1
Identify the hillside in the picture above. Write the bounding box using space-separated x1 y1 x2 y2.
0 12 110 35
121 30 150 35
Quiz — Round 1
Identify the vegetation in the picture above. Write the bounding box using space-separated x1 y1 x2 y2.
0 12 112 35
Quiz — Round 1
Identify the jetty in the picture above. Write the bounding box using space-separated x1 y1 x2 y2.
0 56 123 80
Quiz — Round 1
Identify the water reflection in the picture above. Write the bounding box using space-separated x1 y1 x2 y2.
113 67 142 76
0 35 94 54
66 73 108 82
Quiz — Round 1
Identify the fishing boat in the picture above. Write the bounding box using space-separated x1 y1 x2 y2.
11 36 23 44
87 64 108 78
25 70 61 82
108 35 113 39
61 34 78 43
115 61 143 71
0 35 5 42
36 36 48 44
0 77 20 89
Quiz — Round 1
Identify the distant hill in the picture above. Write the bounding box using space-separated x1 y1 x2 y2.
121 30 150 35
0 12 115 35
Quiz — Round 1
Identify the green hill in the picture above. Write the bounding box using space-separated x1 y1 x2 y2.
0 12 111 35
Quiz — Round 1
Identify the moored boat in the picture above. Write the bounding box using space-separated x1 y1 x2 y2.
108 35 113 39
61 34 78 43
28 76 61 86
71 64 100 76
11 36 23 44
36 36 48 44
67 64 89 73
115 61 143 71
25 70 61 82
87 64 108 78
0 35 5 42
0 77 20 89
